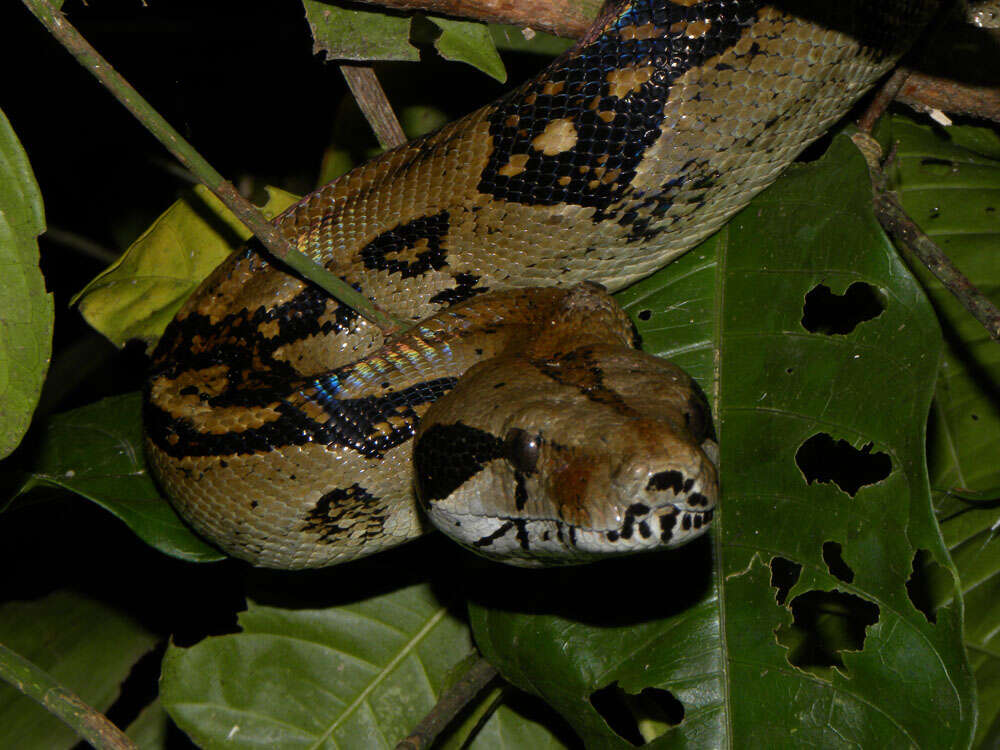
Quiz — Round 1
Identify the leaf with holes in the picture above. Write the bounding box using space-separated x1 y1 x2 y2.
15 392 223 563
889 115 1000 748
160 579 569 748
470 132 976 747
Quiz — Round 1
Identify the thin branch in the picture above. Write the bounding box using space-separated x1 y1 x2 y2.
857 68 912 133
395 657 499 750
852 133 1000 344
0 642 137 750
352 0 603 38
872 182 1000 343
22 0 402 334
43 227 120 264
897 71 1000 125
340 64 408 150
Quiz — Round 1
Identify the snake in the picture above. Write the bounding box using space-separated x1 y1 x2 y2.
144 0 939 569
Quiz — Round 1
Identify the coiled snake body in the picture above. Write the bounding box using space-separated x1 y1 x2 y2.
145 0 937 569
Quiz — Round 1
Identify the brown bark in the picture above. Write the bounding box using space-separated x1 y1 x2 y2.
352 0 604 38
340 64 408 149
897 70 1000 125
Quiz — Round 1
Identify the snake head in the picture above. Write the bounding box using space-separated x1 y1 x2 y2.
413 344 718 566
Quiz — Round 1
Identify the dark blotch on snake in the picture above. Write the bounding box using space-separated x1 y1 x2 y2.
513 519 531 550
428 272 490 306
414 422 505 504
149 256 356 396
477 0 756 223
647 470 685 494
300 483 385 543
660 512 676 543
514 473 529 511
360 211 451 279
473 521 514 548
147 376 458 460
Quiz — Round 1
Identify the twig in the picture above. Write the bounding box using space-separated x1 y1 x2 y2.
873 186 1000 343
395 657 499 750
43 227 120 264
858 68 912 133
897 71 1000 125
352 0 602 38
22 0 402 334
340 64 408 149
852 133 1000 344
0 641 137 750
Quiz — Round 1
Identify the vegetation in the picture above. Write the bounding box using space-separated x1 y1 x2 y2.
1 1 997 747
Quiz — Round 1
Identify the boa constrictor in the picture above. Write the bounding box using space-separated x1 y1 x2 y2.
145 0 938 569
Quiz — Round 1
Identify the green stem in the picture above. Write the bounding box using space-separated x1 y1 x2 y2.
22 0 403 334
0 641 136 750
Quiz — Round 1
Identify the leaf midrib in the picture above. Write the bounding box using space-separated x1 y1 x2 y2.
306 606 448 749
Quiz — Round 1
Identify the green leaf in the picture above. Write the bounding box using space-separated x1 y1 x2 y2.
470 132 976 747
428 17 506 83
0 590 158 749
17 392 224 563
74 185 298 348
303 1 419 62
889 116 1000 749
126 698 171 750
0 109 54 459
161 582 478 748
442 687 572 749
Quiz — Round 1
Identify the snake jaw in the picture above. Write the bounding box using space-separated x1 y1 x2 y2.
419 428 718 566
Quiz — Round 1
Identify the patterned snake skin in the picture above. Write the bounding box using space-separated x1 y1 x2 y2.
145 0 939 569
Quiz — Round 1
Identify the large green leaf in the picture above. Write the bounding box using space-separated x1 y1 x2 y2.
0 590 158 749
16 392 223 563
0 109 54 459
161 579 568 748
470 132 976 747
890 116 1000 748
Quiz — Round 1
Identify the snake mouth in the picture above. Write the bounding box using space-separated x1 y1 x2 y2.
602 502 714 546
430 499 715 566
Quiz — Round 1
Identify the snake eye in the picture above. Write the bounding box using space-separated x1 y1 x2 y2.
504 428 540 475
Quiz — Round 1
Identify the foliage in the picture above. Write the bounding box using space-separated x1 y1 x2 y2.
0 110 53 460
1 2 998 749
888 117 1000 748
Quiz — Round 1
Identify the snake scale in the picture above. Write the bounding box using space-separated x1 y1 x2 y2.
145 0 939 569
